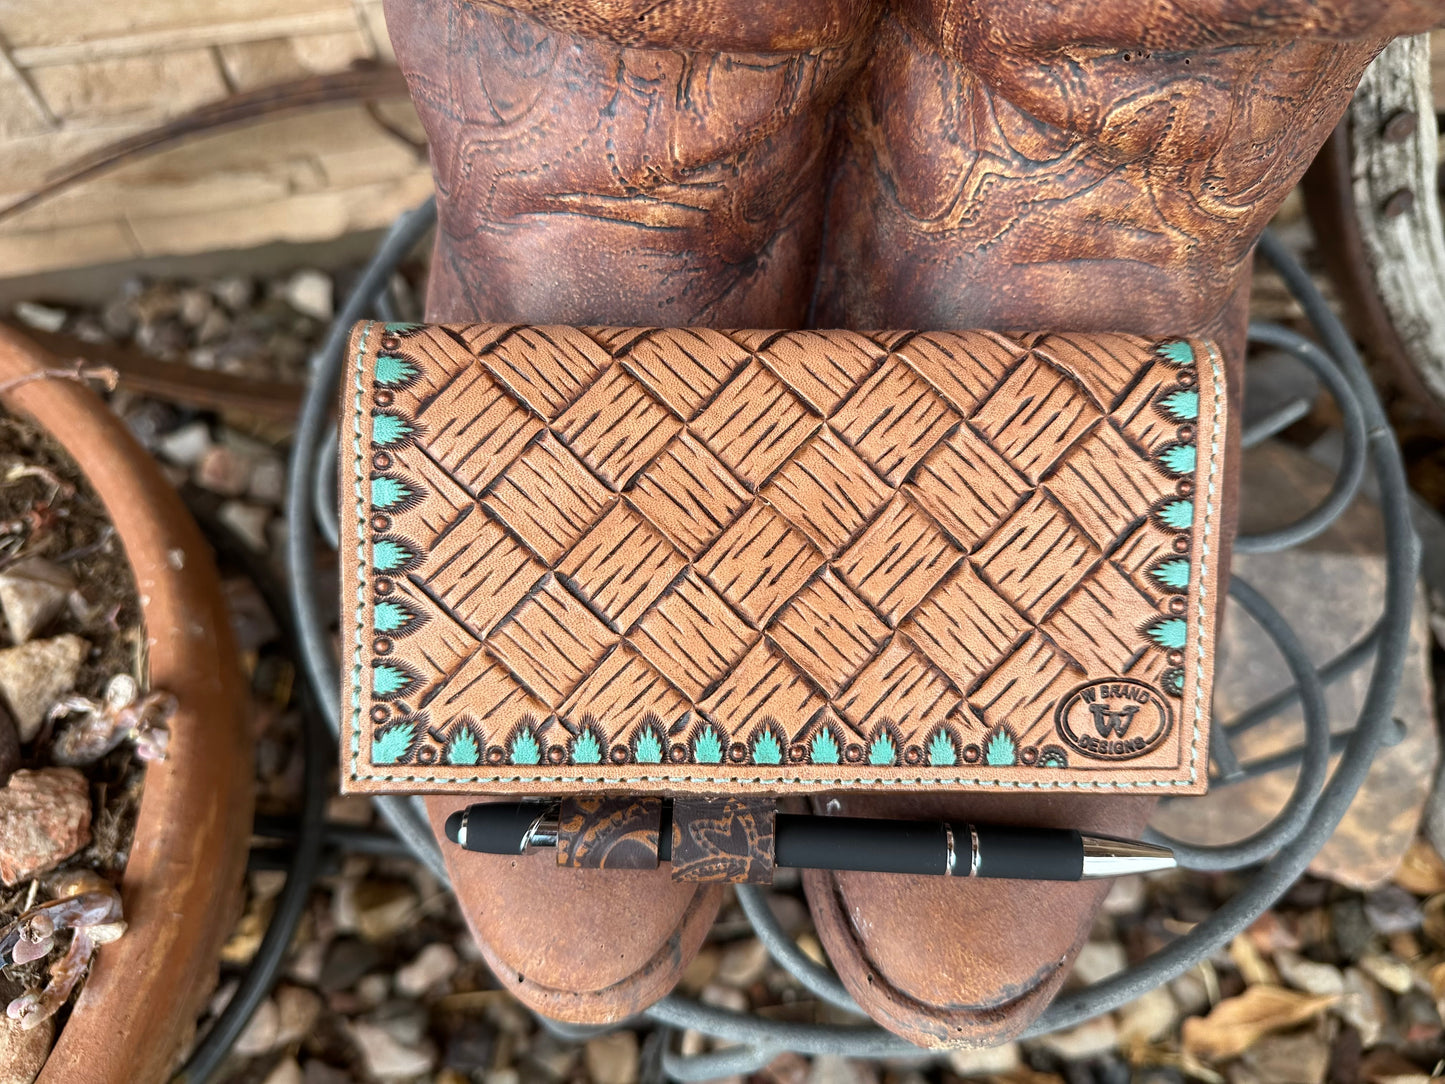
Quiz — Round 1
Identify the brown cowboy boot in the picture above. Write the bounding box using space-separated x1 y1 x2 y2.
802 0 1444 1048
383 0 873 1022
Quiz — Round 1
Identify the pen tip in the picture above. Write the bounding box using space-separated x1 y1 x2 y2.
1080 836 1177 879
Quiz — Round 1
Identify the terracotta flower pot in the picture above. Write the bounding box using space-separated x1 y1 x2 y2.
0 324 253 1084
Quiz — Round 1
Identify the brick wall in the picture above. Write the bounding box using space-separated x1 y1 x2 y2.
0 0 432 278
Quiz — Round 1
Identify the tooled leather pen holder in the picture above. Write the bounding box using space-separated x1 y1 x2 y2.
340 323 1223 798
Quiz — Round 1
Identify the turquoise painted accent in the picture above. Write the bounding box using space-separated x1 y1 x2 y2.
752 728 783 765
1157 341 1195 366
809 728 840 764
1157 499 1194 530
1038 746 1069 768
1147 617 1189 650
446 726 481 766
1163 667 1186 696
984 727 1018 767
1159 443 1197 475
509 727 541 765
373 539 414 571
371 476 412 509
372 664 410 697
383 322 422 334
372 721 415 765
693 725 723 764
571 729 602 764
1160 388 1199 421
634 728 664 764
371 413 413 446
1151 557 1192 591
373 600 413 632
373 354 417 386
927 730 958 767
867 732 897 766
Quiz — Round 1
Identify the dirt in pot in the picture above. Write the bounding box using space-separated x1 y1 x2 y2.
0 407 146 1044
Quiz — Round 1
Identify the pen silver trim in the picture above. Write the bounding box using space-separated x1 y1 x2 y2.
457 808 468 850
944 823 956 875
968 824 980 878
1079 834 1176 878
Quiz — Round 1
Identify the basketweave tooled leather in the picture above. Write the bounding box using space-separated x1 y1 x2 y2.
341 323 1224 796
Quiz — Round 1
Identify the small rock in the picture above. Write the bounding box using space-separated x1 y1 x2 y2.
1337 968 1389 1047
584 1031 639 1084
348 1020 436 1081
1275 952 1345 998
1073 941 1128 985
527 1032 578 1080
12 302 66 334
483 1071 518 1084
1118 987 1177 1045
288 941 326 986
249 868 287 902
945 1042 1021 1076
440 1071 472 1084
218 500 271 552
301 1063 350 1084
101 297 137 338
131 283 180 324
261 1060 303 1084
211 275 254 312
680 947 719 994
207 979 238 1018
233 997 281 1056
220 893 273 966
396 943 459 997
319 938 382 992
1035 1015 1120 1061
195 307 231 346
442 1029 496 1074
1358 953 1414 995
716 938 770 988
355 973 390 1007
336 878 417 943
1241 1031 1331 1084
157 421 213 468
0 558 74 644
1364 884 1422 935
274 984 323 1046
0 767 91 884
807 1057 875 1084
177 287 214 328
248 456 287 506
0 704 17 787
1103 876 1145 916
1169 971 1212 1016
196 444 254 497
0 1011 53 1084
0 634 87 740
700 982 748 1013
1331 898 1378 961
284 270 334 321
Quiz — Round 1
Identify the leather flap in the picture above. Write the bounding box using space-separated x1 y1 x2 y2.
340 323 1223 796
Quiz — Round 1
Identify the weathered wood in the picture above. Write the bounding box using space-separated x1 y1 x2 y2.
1349 36 1445 409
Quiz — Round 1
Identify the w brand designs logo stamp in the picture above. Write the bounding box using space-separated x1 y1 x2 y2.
1056 680 1173 760
1089 702 1139 738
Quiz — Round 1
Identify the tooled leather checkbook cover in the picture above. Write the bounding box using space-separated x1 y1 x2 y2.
340 323 1225 796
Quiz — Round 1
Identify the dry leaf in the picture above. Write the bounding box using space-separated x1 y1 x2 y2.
1393 838 1445 896
1181 984 1337 1061
1229 933 1279 986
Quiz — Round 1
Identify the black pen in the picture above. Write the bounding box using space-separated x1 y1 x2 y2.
444 801 1175 881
